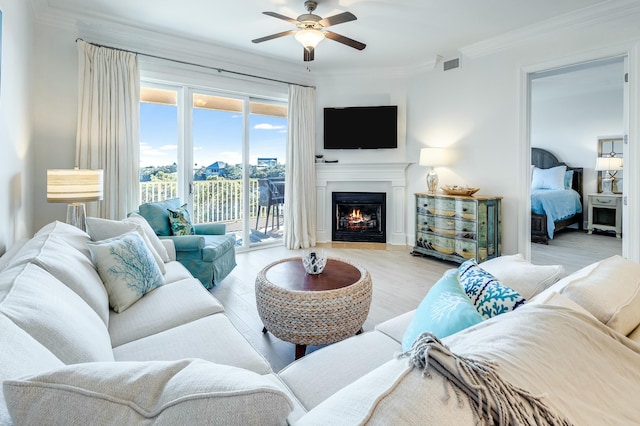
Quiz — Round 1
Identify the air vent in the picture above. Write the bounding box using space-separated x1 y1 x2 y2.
443 58 460 71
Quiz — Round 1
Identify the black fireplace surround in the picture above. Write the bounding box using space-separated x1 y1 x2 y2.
332 192 386 243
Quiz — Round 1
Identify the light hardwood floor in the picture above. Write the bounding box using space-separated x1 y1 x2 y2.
211 230 621 372
530 228 621 276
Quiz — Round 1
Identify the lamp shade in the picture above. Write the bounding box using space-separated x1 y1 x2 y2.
295 29 325 49
595 157 623 171
47 169 103 203
419 148 449 167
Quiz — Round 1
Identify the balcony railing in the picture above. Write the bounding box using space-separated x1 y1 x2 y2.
139 179 262 224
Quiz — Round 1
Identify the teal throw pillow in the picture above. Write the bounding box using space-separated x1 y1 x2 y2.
402 270 484 351
458 259 526 319
139 198 181 236
167 204 195 236
88 231 165 313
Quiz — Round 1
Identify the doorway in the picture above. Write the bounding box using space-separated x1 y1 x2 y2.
526 56 626 274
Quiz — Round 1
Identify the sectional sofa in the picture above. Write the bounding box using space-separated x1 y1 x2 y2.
2 219 640 424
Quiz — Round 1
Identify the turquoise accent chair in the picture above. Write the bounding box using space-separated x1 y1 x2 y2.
137 198 237 289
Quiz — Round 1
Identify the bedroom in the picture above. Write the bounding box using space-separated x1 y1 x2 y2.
529 57 625 272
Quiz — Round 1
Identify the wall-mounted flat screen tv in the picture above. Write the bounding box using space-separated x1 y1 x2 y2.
323 105 397 149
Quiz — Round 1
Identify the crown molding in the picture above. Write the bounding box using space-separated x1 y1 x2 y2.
461 0 640 58
32 1 315 87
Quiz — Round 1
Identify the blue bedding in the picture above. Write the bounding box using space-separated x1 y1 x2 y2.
531 189 582 239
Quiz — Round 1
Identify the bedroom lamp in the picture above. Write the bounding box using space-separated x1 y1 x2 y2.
595 156 623 194
420 148 450 194
47 168 103 231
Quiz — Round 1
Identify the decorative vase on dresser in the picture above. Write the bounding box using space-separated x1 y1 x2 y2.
412 193 502 263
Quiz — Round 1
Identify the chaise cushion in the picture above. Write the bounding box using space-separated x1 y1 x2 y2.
113 314 272 375
109 278 224 347
3 359 293 426
279 332 401 411
139 198 181 236
0 263 114 364
88 231 166 313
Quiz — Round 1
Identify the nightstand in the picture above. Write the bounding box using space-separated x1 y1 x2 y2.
587 193 622 238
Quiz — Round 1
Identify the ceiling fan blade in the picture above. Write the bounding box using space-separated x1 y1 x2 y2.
262 11 300 25
324 31 366 50
318 11 357 28
252 30 296 44
303 47 315 62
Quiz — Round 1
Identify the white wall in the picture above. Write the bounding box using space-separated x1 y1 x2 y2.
0 0 34 253
32 23 80 231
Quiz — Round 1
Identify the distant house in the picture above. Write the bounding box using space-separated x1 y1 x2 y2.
205 161 227 177
257 158 277 168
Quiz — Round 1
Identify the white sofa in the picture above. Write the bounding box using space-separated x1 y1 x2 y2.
0 221 298 425
3 221 640 425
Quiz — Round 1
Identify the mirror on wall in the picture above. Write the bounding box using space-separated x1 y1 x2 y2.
597 136 624 194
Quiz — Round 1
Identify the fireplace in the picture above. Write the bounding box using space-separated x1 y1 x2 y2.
332 192 386 243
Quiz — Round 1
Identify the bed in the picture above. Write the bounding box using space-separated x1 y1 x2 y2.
531 148 584 244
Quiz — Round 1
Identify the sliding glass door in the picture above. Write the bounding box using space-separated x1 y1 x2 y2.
140 84 287 249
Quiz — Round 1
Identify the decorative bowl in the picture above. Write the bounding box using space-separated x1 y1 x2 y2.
441 185 480 196
301 250 328 274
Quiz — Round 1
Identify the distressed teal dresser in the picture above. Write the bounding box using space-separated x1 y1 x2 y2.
412 193 502 263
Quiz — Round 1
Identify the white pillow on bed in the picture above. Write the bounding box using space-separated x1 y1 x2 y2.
531 165 566 190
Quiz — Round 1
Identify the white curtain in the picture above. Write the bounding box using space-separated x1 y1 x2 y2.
76 40 140 220
284 85 317 249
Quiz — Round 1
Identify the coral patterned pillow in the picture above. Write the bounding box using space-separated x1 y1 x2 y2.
88 231 165 312
167 204 195 236
458 259 526 319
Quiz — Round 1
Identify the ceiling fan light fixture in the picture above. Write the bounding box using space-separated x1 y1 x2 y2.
295 28 325 50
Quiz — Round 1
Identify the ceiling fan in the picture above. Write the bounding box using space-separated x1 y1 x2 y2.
252 1 366 62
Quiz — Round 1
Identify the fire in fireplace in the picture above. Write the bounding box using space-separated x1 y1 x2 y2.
332 192 386 243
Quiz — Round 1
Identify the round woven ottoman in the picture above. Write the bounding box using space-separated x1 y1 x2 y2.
255 257 372 359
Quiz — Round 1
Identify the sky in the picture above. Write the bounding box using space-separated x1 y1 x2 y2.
139 103 287 169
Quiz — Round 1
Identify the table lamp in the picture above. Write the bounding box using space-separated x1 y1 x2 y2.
595 156 623 194
419 148 449 193
47 168 103 231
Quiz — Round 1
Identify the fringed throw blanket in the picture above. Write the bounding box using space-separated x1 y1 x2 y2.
400 332 571 426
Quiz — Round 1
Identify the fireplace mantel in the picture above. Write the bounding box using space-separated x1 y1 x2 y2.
315 162 410 245
315 163 409 187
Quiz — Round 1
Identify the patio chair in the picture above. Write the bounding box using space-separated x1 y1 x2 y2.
256 178 284 233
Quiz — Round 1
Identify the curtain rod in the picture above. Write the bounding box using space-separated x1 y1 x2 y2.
75 38 314 89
